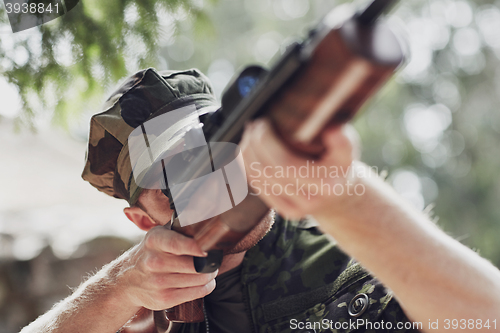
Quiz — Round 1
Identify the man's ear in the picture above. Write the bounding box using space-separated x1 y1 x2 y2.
124 206 157 231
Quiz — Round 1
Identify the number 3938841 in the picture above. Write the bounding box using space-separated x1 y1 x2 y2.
2 0 80 33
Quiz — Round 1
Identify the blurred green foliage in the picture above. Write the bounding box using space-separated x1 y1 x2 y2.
0 0 215 126
1 0 500 266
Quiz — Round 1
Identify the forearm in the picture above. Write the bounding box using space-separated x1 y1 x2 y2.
19 224 218 333
20 247 141 333
315 162 500 328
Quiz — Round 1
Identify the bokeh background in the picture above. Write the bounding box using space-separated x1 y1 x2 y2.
1 0 500 331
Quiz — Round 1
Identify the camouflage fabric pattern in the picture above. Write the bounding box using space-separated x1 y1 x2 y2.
82 68 217 204
179 216 418 333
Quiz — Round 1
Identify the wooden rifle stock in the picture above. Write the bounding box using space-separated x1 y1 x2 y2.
125 0 406 331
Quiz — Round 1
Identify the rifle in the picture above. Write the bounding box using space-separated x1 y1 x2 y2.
124 0 406 331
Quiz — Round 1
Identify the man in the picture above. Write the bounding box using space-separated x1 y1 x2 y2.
20 68 500 333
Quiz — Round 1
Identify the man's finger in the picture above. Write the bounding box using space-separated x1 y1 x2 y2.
321 125 356 166
148 271 218 289
246 119 304 169
143 253 199 274
163 279 217 306
145 227 207 257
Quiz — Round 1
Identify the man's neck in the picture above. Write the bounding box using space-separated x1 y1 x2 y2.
218 251 246 276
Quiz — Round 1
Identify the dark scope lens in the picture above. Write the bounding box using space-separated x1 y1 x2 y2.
237 76 259 97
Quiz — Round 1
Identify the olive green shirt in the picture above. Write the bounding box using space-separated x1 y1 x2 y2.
180 216 418 333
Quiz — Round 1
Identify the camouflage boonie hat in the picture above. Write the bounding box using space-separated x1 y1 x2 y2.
82 68 218 204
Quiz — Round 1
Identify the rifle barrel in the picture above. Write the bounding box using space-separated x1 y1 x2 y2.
357 0 397 25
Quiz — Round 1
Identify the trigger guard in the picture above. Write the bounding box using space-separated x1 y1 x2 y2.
193 250 223 273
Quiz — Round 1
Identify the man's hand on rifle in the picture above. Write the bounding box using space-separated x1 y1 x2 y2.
19 217 217 333
241 118 359 219
116 226 217 311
